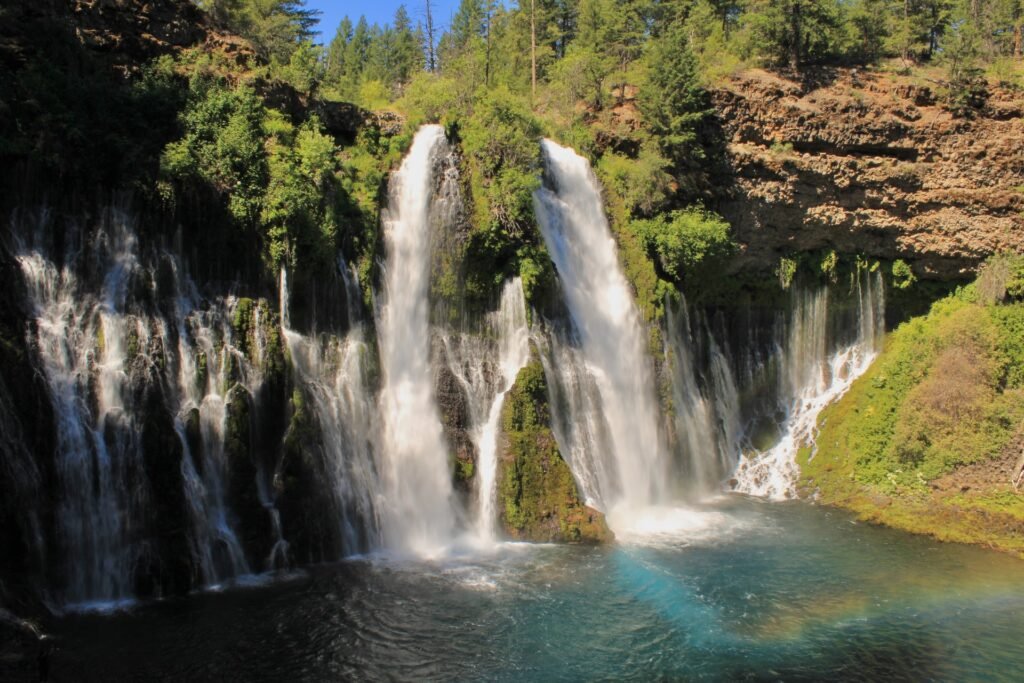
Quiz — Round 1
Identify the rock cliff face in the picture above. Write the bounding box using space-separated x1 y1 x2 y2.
711 69 1024 280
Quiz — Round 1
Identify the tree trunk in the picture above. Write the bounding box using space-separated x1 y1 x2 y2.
485 6 492 87
531 0 537 101
790 0 801 71
425 0 436 72
1015 19 1023 59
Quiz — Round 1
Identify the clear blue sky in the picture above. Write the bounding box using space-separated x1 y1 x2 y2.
305 0 463 44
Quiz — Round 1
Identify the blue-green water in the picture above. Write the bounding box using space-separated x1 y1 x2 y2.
50 497 1024 681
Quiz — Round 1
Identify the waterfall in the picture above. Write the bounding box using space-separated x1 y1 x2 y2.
169 259 250 585
376 124 458 556
280 266 382 556
666 301 742 496
13 208 288 604
534 326 614 509
439 279 530 544
17 226 139 604
533 139 668 520
474 280 530 541
732 270 885 498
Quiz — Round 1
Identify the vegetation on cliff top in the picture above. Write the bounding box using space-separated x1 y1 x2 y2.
799 254 1024 556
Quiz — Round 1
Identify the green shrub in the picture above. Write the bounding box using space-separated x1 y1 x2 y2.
776 256 799 289
891 259 916 290
596 146 672 216
631 207 735 285
160 79 268 224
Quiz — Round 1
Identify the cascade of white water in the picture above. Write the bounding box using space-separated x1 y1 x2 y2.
533 139 668 520
170 259 250 584
533 327 615 509
475 279 530 541
440 279 530 544
15 208 280 602
666 302 742 495
376 124 458 556
17 217 146 604
280 266 382 555
733 270 885 498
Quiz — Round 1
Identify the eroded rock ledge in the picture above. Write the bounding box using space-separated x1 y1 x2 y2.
711 68 1024 280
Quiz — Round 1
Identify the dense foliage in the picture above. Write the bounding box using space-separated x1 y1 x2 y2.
158 74 393 280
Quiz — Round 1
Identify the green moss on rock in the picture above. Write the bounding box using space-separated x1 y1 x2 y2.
497 358 612 544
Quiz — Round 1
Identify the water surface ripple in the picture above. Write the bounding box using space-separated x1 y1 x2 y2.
50 498 1024 681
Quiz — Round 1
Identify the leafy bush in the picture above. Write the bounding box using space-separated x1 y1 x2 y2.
596 146 672 216
161 77 362 274
398 73 463 127
262 115 341 269
630 207 735 285
891 259 916 290
458 87 549 307
161 79 268 223
462 87 542 184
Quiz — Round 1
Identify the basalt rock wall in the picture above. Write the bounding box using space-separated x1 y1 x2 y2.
711 69 1024 280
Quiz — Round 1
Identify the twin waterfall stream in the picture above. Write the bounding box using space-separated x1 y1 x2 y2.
11 125 884 608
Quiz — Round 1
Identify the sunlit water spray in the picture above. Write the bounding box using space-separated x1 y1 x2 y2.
376 124 458 556
533 139 670 532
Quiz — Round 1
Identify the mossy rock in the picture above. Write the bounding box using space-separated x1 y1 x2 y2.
277 388 345 563
224 384 274 568
497 358 612 544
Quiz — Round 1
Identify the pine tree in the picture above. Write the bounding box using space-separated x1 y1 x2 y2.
393 5 425 86
326 17 353 84
640 20 707 167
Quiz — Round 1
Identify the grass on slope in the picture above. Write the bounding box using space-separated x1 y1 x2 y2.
798 284 1024 556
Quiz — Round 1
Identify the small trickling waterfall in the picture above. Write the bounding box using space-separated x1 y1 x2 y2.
14 209 277 604
280 267 382 556
732 270 885 498
666 300 742 495
376 124 458 555
533 139 669 519
169 259 251 585
440 279 530 544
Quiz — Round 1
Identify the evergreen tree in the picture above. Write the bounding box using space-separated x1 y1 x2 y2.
743 0 841 69
640 20 707 169
326 17 353 84
343 17 373 90
393 5 425 86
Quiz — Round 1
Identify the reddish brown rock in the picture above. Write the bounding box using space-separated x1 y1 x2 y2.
710 68 1024 280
